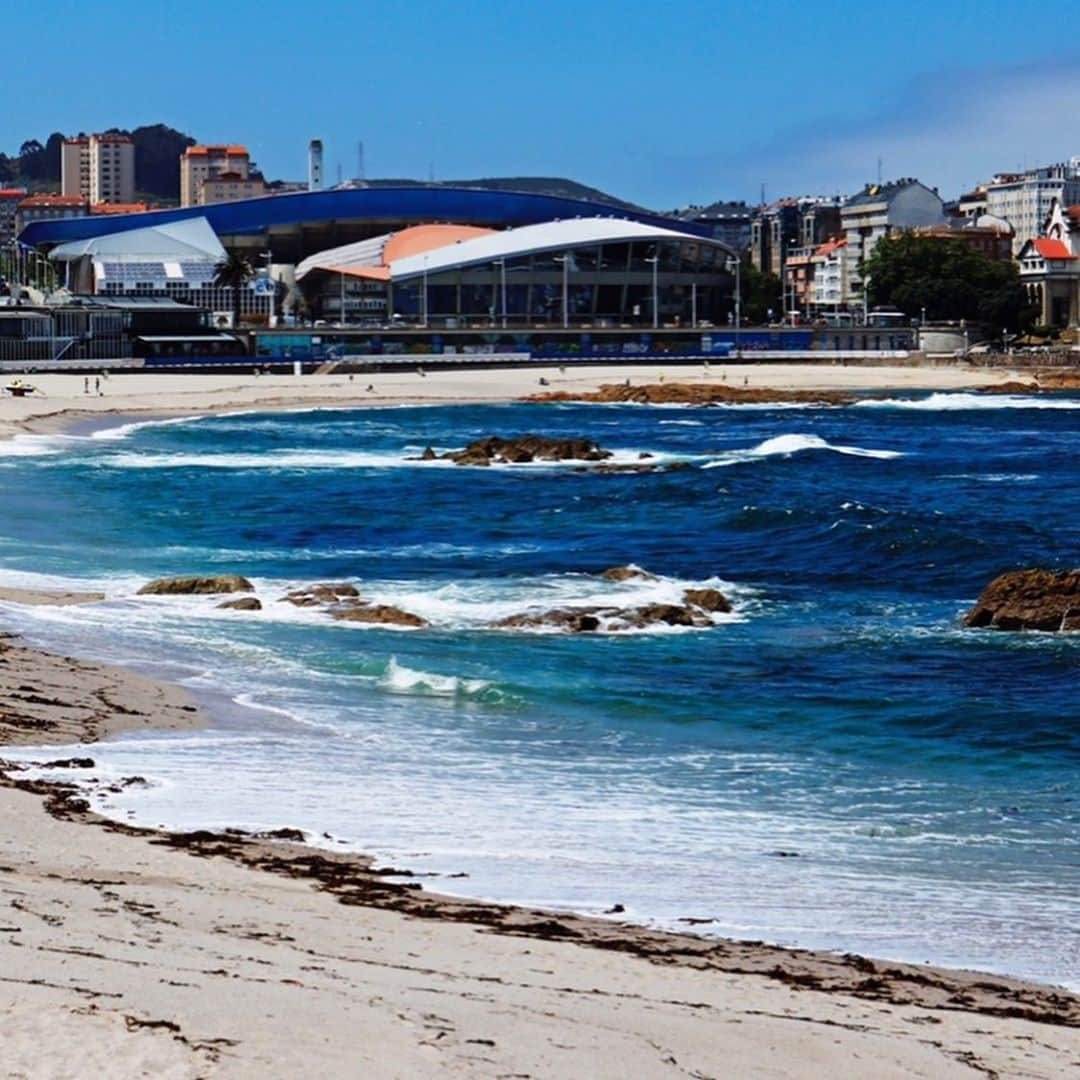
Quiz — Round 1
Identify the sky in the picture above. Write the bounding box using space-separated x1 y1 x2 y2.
6 0 1080 210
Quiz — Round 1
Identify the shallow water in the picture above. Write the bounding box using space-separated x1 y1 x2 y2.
1 392 1078 987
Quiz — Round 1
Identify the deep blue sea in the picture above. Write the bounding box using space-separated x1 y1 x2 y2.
1 391 1078 988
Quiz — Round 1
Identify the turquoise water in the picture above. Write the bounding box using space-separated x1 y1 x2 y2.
0 392 1077 987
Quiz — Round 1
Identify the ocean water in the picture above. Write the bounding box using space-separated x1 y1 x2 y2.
1 392 1078 988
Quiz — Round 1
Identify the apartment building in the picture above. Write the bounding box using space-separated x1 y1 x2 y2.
180 145 252 207
840 179 945 305
198 172 265 206
750 197 843 280
15 195 90 236
61 134 135 205
0 189 27 245
983 161 1080 253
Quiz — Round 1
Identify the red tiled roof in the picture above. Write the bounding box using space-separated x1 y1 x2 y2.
813 237 847 258
91 202 149 214
1033 238 1075 260
0 189 27 199
185 144 249 157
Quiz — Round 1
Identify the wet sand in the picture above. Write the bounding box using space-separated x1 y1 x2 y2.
0 608 1077 1077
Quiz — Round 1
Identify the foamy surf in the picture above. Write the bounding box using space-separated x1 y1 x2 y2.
701 433 903 468
375 657 497 700
856 392 1080 411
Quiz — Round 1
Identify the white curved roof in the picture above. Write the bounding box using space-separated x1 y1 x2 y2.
48 217 225 263
389 217 730 281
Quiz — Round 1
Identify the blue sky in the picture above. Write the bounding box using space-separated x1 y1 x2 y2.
7 1 1080 209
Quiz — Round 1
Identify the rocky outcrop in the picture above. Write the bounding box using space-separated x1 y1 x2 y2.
492 587 730 633
523 383 854 407
138 575 254 595
964 569 1080 631
282 583 361 606
682 587 731 613
277 584 427 628
218 597 262 611
601 565 656 583
421 435 613 466
329 604 428 628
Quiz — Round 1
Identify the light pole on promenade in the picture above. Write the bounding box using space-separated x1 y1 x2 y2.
553 254 569 329
421 255 429 328
726 254 742 359
645 250 660 329
493 258 507 329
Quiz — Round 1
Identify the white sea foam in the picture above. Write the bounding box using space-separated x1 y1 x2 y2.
856 392 1080 411
94 446 680 472
88 414 210 441
376 657 494 699
701 433 903 468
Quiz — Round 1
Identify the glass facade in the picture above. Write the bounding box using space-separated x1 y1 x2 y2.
308 238 732 327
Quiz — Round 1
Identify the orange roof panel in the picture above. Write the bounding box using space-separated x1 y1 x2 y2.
1033 237 1075 260
384 224 498 264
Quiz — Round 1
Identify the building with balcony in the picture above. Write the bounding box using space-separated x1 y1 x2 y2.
16 195 90 236
61 134 135 205
197 172 266 206
984 160 1080 253
0 188 27 245
840 179 945 306
180 146 252 207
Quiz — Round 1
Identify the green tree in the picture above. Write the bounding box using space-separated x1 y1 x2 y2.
213 251 254 328
865 233 1036 332
739 259 782 325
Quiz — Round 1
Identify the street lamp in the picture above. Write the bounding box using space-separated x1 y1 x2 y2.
553 254 569 329
421 254 429 328
862 272 871 327
645 250 660 329
725 254 742 359
493 257 507 329
260 252 275 328
691 281 697 328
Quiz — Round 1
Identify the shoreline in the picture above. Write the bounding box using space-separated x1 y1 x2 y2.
0 361 1050 444
0 612 1078 1074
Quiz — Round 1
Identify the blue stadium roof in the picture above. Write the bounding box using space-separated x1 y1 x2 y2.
20 186 709 247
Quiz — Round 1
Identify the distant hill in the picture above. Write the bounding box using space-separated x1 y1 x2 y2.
0 124 196 202
347 176 651 213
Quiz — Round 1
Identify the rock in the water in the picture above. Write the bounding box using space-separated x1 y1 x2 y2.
683 587 731 613
523 382 855 407
964 569 1080 631
493 601 716 633
435 435 613 466
601 565 656 582
138 575 254 595
330 603 428 628
282 583 360 605
218 597 262 611
420 446 437 460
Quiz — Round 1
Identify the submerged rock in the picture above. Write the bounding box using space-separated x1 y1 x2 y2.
282 583 360 606
964 569 1080 632
218 597 262 611
138 574 254 595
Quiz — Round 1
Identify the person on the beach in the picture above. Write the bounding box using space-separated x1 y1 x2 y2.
95 377 101 395
83 377 89 394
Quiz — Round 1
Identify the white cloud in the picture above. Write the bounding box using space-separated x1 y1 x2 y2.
731 60 1080 201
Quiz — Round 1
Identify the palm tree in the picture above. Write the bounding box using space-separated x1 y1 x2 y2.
213 250 254 328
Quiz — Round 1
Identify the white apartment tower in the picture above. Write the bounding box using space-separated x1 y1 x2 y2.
309 139 324 191
61 134 135 205
985 160 1080 253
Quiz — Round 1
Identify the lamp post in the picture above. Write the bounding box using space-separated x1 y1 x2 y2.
339 269 346 326
261 252 274 328
493 257 507 329
553 254 569 329
726 254 742 359
862 273 871 327
644 250 660 329
691 281 697 328
421 254 429 328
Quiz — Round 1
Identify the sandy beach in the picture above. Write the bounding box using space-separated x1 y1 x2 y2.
1 367 1078 1076
0 624 1077 1078
0 361 1041 443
